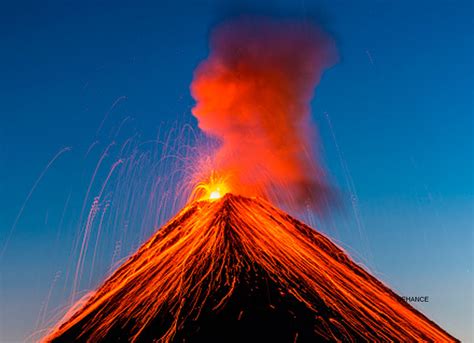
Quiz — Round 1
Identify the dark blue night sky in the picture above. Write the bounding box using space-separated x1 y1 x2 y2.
1 1 472 341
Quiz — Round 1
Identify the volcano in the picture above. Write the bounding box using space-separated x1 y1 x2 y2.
45 194 457 342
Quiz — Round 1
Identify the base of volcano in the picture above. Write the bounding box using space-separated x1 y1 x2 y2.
52 265 357 342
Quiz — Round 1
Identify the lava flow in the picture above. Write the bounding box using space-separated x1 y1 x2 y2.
44 194 457 342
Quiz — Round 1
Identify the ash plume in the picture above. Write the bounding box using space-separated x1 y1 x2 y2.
191 17 337 209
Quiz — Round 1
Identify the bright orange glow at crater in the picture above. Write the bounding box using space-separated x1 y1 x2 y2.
190 172 230 202
209 190 222 200
205 181 229 201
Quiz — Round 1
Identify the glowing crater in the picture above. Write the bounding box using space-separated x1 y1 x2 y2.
209 190 223 200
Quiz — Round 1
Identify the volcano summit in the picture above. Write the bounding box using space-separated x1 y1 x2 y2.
45 194 457 342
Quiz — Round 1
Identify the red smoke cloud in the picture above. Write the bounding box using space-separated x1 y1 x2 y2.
191 17 337 208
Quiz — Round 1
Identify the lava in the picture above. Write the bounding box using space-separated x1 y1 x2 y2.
44 194 457 342
190 172 230 201
209 190 222 200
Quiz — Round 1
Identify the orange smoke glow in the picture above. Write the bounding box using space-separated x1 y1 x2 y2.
191 17 337 209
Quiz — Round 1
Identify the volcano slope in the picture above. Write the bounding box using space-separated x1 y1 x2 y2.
44 194 457 342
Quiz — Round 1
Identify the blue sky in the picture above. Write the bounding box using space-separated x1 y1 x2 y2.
1 0 472 341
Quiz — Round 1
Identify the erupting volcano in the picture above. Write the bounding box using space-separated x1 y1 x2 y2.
43 17 457 342
45 194 456 342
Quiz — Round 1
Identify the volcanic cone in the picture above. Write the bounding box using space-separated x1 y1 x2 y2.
44 194 457 342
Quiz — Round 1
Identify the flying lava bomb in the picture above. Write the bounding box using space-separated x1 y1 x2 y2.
43 17 458 343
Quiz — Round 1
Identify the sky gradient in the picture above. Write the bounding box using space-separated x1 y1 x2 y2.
1 0 472 341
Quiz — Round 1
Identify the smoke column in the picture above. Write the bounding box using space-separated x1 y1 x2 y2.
191 17 337 209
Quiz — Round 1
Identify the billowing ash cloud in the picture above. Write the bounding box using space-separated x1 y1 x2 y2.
191 16 337 209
